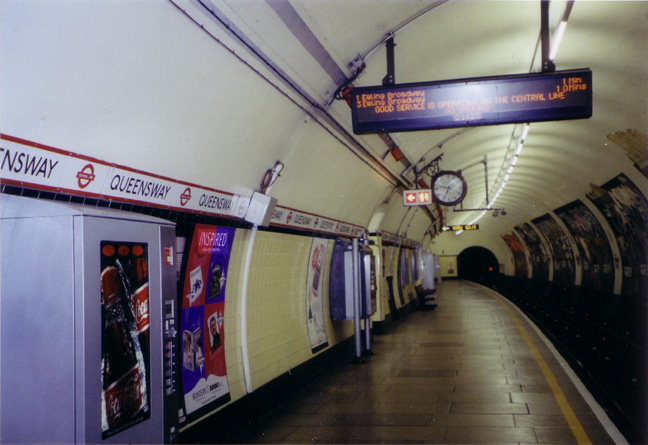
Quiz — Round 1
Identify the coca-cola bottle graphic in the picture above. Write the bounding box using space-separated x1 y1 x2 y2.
101 267 137 383
116 256 150 365
100 241 150 438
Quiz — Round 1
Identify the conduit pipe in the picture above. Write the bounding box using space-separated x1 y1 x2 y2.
239 161 283 394
388 206 413 270
361 0 450 61
239 224 257 394
362 234 373 355
173 0 405 189
352 238 363 363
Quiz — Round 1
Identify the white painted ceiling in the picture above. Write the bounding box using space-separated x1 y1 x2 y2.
214 0 647 230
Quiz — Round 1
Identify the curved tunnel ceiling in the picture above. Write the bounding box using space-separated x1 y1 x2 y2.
213 0 647 242
1 0 646 251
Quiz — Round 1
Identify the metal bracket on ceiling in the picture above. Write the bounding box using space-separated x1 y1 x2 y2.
458 154 490 206
541 0 556 73
451 155 507 216
414 154 444 183
453 207 507 216
382 35 396 86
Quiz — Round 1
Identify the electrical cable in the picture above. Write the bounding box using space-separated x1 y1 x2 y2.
167 0 404 189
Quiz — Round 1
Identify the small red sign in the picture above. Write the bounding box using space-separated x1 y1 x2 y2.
403 189 432 206
132 283 150 334
164 246 173 266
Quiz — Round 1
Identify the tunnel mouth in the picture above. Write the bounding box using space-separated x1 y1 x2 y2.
457 246 499 284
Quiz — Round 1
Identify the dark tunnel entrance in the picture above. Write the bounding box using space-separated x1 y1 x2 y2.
457 246 499 284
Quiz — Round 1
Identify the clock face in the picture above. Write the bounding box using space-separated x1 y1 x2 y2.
432 171 467 206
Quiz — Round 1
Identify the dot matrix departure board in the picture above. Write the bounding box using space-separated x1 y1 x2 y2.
351 69 592 134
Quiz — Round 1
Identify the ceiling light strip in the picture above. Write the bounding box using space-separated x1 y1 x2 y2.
456 2 574 234
456 123 529 234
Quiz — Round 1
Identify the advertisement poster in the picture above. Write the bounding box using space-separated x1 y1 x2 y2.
532 214 576 286
306 238 329 353
515 223 550 282
587 174 648 297
439 255 458 278
368 253 377 315
180 225 235 417
100 241 151 438
555 200 614 293
501 233 528 278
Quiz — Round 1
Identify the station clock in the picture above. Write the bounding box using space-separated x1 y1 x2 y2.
432 171 467 206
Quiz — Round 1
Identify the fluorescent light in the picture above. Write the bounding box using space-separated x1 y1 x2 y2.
549 21 567 61
467 210 487 225
457 124 532 233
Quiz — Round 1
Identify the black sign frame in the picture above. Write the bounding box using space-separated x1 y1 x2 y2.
442 224 480 232
350 69 592 134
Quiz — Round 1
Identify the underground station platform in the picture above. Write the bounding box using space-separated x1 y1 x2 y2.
236 280 623 445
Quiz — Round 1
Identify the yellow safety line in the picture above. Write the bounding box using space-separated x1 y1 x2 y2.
494 294 592 445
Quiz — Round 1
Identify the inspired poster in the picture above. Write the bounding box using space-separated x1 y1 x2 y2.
180 225 235 417
100 241 151 439
306 238 329 352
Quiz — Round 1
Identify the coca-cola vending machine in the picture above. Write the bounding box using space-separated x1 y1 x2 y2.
0 195 180 444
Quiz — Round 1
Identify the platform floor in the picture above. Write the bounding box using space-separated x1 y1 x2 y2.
240 280 621 444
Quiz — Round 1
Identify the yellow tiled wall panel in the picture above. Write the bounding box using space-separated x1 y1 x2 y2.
236 230 354 391
221 228 248 401
189 228 362 427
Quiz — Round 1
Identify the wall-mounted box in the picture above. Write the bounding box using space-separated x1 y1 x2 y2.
244 191 277 227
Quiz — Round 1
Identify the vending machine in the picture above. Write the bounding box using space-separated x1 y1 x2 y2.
0 195 180 444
